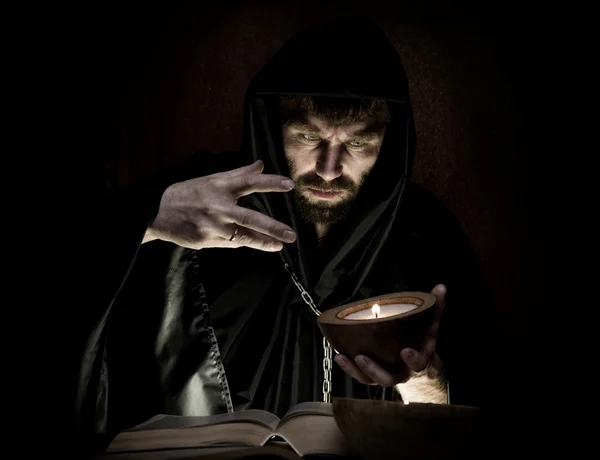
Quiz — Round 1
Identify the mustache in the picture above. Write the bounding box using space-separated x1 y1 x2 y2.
295 174 356 192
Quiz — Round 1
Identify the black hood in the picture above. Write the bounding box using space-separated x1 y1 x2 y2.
240 16 417 309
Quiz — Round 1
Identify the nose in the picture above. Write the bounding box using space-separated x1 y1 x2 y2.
315 144 343 181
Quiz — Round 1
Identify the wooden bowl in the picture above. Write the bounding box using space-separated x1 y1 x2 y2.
317 292 436 373
332 398 482 460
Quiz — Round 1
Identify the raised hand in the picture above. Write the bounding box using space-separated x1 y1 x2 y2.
144 160 297 251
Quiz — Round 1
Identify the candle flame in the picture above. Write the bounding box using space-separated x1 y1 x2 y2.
372 304 380 319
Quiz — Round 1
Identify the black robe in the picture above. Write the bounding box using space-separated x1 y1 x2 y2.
73 17 502 452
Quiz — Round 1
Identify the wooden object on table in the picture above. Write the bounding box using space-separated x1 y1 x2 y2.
317 291 436 373
331 397 482 460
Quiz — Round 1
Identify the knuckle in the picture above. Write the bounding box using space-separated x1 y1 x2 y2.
206 201 230 218
204 206 218 217
239 174 256 192
233 227 252 246
207 176 227 190
236 234 251 246
239 211 253 227
193 222 204 235
192 222 209 239
196 202 215 217
209 200 229 216
242 173 254 187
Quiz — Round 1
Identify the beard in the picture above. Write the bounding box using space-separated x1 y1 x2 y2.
288 165 368 226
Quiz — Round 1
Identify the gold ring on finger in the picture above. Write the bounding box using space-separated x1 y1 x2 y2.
229 224 240 242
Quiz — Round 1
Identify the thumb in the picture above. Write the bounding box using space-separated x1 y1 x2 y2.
431 284 446 308
228 159 264 177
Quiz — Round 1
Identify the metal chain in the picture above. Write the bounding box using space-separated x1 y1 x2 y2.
279 252 334 403
322 336 332 402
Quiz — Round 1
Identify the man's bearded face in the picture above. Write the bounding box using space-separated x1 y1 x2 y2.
282 114 386 226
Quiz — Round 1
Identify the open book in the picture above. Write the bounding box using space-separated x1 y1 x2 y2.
100 401 358 459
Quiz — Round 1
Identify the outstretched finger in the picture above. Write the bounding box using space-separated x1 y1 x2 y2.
217 226 286 252
352 355 406 387
227 206 296 243
334 355 376 385
228 173 295 197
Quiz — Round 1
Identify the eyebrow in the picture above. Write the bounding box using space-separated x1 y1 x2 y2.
286 121 320 133
286 121 382 140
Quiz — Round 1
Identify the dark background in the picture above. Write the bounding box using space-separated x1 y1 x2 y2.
31 0 538 436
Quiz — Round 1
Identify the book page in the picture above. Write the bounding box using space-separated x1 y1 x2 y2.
107 423 274 454
93 445 252 459
278 401 334 423
126 410 281 432
268 414 358 458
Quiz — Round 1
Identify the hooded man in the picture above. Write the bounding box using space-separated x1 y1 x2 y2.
74 17 499 449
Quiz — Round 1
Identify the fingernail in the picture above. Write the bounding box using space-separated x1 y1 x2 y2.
355 357 368 368
284 230 296 242
282 179 295 189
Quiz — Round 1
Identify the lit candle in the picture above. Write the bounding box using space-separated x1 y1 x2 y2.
343 303 418 320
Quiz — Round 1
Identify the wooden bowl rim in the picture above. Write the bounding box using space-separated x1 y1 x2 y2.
317 291 436 325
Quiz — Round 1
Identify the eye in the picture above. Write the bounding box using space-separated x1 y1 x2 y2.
302 134 320 141
348 140 364 148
